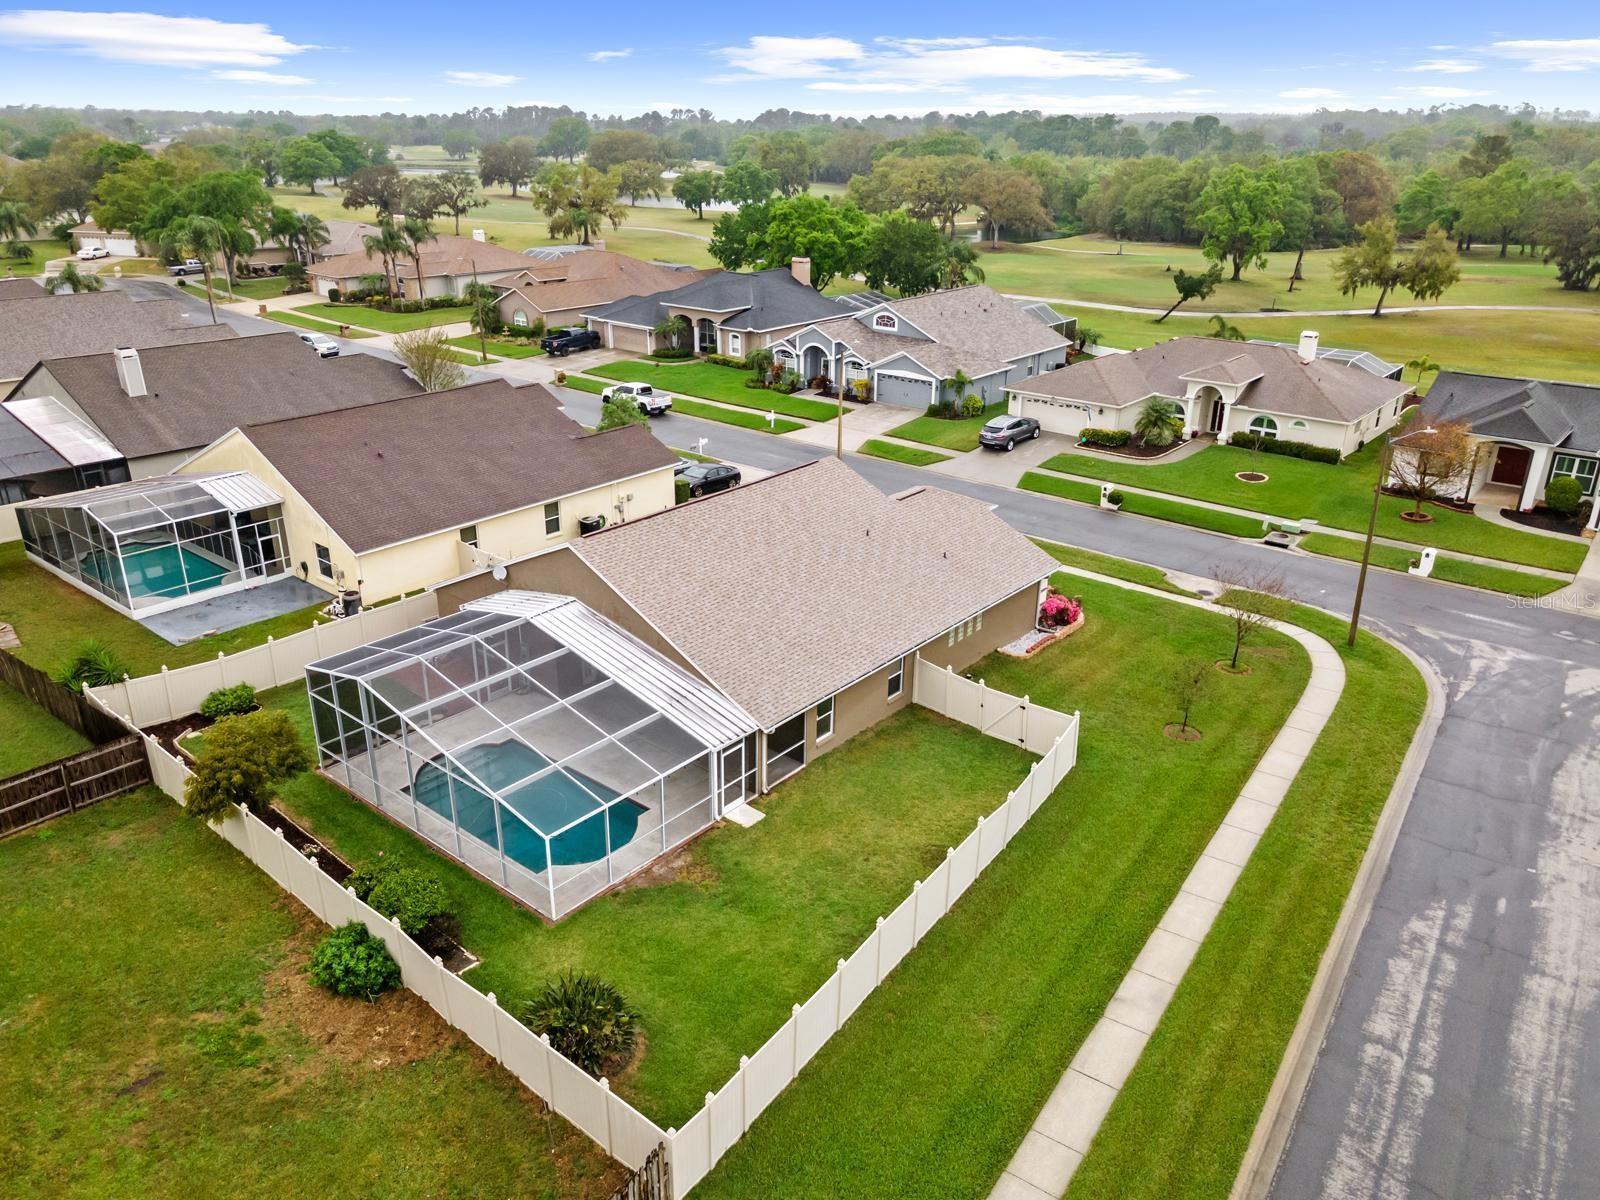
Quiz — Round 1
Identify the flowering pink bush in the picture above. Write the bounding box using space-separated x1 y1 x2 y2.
1040 593 1083 628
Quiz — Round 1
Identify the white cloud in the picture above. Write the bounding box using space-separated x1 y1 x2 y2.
713 35 865 80
445 70 519 87
262 93 410 105
1404 58 1482 74
1279 87 1343 99
1172 88 1216 97
1488 38 1600 72
0 9 311 66
962 92 1166 112
807 80 961 94
1394 85 1489 98
212 69 312 85
588 48 632 61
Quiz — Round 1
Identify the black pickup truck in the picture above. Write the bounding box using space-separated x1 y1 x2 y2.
540 326 604 356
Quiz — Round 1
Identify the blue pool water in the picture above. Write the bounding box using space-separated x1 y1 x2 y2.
413 740 645 873
85 543 232 600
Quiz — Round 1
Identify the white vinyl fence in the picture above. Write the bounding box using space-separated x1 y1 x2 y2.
87 592 438 727
91 643 1080 1197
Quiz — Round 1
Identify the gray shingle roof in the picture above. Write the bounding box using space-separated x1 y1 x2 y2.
571 458 1056 727
0 290 235 382
865 286 1070 362
0 278 47 301
585 267 849 332
1422 371 1600 452
31 332 418 460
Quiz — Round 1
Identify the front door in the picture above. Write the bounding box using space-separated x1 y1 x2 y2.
1491 444 1531 487
1208 398 1226 433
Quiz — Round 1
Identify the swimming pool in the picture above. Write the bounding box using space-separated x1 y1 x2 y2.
83 542 233 601
412 740 645 873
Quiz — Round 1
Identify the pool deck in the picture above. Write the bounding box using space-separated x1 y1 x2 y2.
138 576 326 644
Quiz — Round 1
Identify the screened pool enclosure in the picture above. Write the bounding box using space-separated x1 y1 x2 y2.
17 472 289 616
306 592 758 920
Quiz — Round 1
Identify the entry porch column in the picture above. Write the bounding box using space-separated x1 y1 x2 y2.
1517 445 1552 511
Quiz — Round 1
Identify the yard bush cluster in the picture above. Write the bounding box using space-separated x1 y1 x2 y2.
703 352 748 369
309 922 402 1001
183 709 309 821
675 477 693 504
1039 590 1083 628
649 345 694 361
53 638 130 690
1080 428 1133 448
924 395 983 420
1545 475 1583 517
199 682 257 720
347 857 460 955
522 972 640 1078
746 369 803 394
1228 434 1342 464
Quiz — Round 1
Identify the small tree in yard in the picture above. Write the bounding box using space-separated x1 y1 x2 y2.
393 328 466 393
1157 263 1222 322
183 709 309 822
1135 397 1185 447
599 394 648 431
1545 475 1582 518
1388 421 1474 519
1168 658 1212 737
1212 565 1293 671
523 972 639 1077
653 314 691 353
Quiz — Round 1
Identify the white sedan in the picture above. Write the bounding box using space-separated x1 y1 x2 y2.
76 246 110 260
601 381 673 416
297 332 341 358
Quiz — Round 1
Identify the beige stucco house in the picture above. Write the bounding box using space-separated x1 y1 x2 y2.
307 234 531 300
492 247 710 332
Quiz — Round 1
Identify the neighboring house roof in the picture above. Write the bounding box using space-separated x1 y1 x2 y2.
569 458 1057 728
494 251 715 317
1010 337 1408 424
22 331 417 460
308 234 531 282
234 379 677 554
0 290 235 382
0 278 47 301
584 266 846 333
797 315 1011 379
1422 371 1600 453
314 219 382 260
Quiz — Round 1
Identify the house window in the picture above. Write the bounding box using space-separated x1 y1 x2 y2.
512 310 528 328
816 696 835 741
728 332 742 356
1291 420 1308 430
315 543 333 578
887 656 906 700
1552 453 1599 497
460 524 478 548
1248 415 1279 440
543 501 561 536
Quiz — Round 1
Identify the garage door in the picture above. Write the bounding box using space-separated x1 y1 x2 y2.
875 371 934 409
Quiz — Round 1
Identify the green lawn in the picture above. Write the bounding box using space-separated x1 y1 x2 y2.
1032 537 1198 596
1018 470 1268 538
446 335 543 359
557 374 607 395
669 395 805 435
0 788 620 1199
254 686 1035 1126
1066 598 1425 1200
1038 440 1587 572
294 301 471 333
2 238 72 277
0 680 91 777
888 402 1008 453
587 360 840 423
856 439 953 467
694 575 1310 1198
0 541 328 679
264 309 376 338
207 276 292 301
1298 532 1567 598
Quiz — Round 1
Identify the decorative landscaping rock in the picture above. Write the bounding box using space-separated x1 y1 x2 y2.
1000 614 1086 658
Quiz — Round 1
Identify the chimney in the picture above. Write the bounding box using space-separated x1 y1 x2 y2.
471 228 486 243
1298 330 1320 364
790 256 811 288
113 347 147 398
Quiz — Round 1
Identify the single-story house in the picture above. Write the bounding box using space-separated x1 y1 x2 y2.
1419 370 1600 527
0 288 233 388
307 234 532 300
491 249 710 332
582 260 849 357
68 219 139 257
0 277 47 301
2 332 417 491
179 378 679 603
310 219 382 262
771 285 1073 408
1007 332 1411 457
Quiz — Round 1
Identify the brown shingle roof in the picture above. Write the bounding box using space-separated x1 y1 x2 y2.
874 285 1070 361
32 332 417 459
308 234 532 282
801 315 1011 379
0 291 236 383
239 379 678 553
1011 337 1408 424
495 252 714 316
0 278 47 301
571 458 1056 727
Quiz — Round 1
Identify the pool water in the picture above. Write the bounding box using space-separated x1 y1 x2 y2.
413 740 645 873
84 543 233 600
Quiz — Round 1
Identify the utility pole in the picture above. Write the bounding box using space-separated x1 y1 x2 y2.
470 259 486 363
1347 425 1435 647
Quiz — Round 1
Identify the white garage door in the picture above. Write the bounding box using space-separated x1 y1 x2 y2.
875 371 934 409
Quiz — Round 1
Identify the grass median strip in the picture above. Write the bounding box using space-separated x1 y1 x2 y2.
1019 471 1267 538
1298 532 1567 597
587 359 839 422
264 309 376 338
1066 598 1426 1200
1031 536 1198 596
445 335 543 359
294 302 470 333
857 439 953 467
670 395 805 434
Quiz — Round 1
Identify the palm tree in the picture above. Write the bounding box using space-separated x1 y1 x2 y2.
940 237 985 290
295 212 330 262
43 261 104 294
216 219 256 297
362 218 407 299
462 279 499 360
1134 397 1184 447
0 199 38 250
399 216 436 303
157 215 227 323
1405 355 1440 392
1208 314 1246 342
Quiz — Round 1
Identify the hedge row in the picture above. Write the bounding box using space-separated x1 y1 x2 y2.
1228 434 1341 464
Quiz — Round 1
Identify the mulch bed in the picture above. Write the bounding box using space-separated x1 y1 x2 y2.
1162 722 1202 742
1500 506 1586 536
1081 439 1186 460
1236 471 1269 483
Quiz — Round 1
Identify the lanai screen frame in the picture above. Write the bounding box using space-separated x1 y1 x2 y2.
306 604 749 920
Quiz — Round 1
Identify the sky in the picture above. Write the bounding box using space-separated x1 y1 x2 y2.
0 4 1596 120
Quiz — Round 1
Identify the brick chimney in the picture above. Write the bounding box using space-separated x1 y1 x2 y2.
790 257 812 288
113 347 147 398
1298 330 1320 364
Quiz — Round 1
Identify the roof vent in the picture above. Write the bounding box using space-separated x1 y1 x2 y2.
1298 330 1320 364
113 347 147 398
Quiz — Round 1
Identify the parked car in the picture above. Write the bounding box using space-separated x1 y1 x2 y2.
76 246 110 260
167 259 205 276
297 331 340 358
602 381 673 416
540 326 603 356
978 414 1041 452
679 463 741 497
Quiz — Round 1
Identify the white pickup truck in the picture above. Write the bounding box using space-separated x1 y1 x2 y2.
167 259 205 276
601 381 673 416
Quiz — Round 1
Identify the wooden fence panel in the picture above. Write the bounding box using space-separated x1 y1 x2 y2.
0 649 129 744
0 737 149 836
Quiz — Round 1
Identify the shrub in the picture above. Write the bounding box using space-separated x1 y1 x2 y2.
1080 428 1132 448
649 345 693 361
1040 591 1083 628
553 370 567 385
704 352 747 369
1231 434 1341 464
347 858 453 945
53 638 130 690
325 286 341 302
199 682 258 720
925 397 958 419
309 923 401 1001
1106 488 1125 506
675 476 692 504
773 369 803 394
1545 475 1583 517
522 972 639 1076
851 379 871 403
960 394 984 418
183 709 309 821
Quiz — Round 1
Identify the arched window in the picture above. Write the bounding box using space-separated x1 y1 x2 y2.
1291 419 1307 429
1248 415 1279 440
512 309 528 327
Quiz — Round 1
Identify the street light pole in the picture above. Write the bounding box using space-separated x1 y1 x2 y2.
1347 425 1436 647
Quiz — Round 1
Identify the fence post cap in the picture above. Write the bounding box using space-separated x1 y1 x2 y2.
160 665 169 674
433 954 445 965
217 651 225 659
706 1093 715 1105
345 885 357 895
913 879 922 891
667 1126 678 1136
487 991 497 1006
875 915 884 928
837 958 847 970
946 846 955 858
792 1002 802 1017
599 1077 611 1091
274 826 286 839
539 1032 551 1045
739 1055 750 1068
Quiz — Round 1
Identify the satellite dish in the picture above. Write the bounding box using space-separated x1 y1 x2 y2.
492 565 507 582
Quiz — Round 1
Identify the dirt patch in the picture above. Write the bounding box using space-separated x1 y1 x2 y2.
1215 661 1254 675
617 843 719 893
1163 723 1203 742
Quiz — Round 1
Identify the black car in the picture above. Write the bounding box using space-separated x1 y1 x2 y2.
978 414 1041 452
540 326 603 356
679 463 741 497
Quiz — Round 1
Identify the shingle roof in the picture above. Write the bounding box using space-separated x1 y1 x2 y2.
1422 371 1600 453
31 332 418 459
1180 355 1265 387
570 458 1056 728
1010 337 1407 424
0 290 235 382
865 286 1069 362
494 252 715 316
314 219 382 260
308 234 531 282
585 267 847 332
0 278 47 301
801 315 1012 379
238 379 678 553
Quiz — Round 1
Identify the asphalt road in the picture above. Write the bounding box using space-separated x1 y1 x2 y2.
135 278 1600 1197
